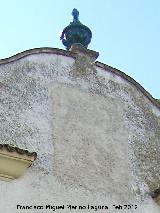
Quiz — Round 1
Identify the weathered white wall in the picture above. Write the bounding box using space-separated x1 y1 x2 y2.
0 49 160 212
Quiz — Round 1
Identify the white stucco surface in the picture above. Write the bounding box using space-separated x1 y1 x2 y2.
0 49 160 212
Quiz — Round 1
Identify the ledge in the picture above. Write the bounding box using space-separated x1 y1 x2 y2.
0 144 37 181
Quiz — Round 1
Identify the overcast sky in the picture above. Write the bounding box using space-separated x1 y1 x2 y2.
0 0 159 98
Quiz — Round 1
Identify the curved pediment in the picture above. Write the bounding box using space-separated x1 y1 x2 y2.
0 47 159 110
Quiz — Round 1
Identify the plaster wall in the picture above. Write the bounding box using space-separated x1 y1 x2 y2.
0 50 160 213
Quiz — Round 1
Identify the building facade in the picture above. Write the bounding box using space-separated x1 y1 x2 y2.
0 9 160 213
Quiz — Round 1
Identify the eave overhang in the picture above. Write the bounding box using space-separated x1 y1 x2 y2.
0 144 37 181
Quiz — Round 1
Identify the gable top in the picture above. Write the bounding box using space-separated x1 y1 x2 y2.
0 47 159 110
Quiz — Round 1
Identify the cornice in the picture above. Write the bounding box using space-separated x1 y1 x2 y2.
0 47 76 66
95 61 160 110
0 144 37 181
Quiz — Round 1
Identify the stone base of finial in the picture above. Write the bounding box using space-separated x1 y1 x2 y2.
69 44 99 62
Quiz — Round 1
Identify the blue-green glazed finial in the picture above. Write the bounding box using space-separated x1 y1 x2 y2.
60 9 92 50
72 8 79 23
